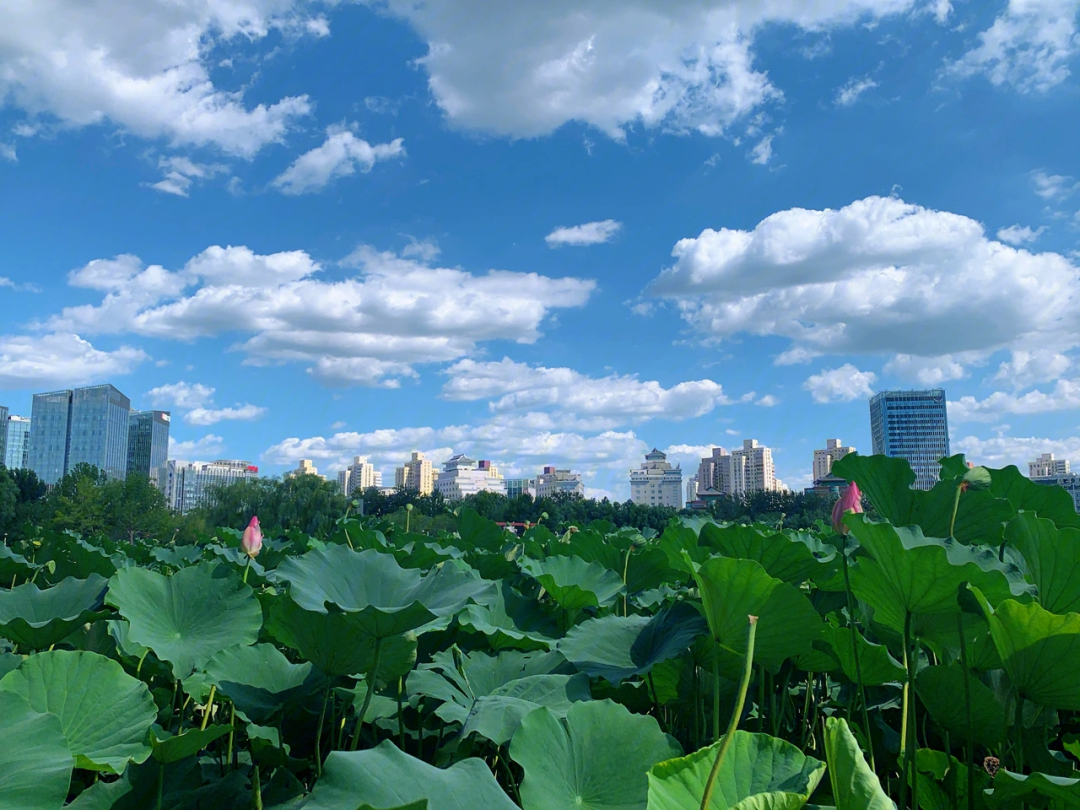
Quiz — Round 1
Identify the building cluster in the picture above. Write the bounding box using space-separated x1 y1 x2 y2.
1028 454 1080 511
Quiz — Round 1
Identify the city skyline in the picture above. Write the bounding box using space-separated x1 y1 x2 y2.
1 2 1078 500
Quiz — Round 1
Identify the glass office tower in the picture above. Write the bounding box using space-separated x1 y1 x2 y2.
869 389 950 490
4 415 31 470
29 384 132 484
128 410 171 487
0 405 7 465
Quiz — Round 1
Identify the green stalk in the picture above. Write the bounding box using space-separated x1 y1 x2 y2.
949 482 963 540
899 611 913 810
200 685 216 731
842 551 875 772
252 762 263 810
957 614 975 810
397 677 406 751
136 648 150 677
1013 690 1024 774
700 616 758 810
157 761 165 810
712 640 721 742
622 546 633 617
315 682 331 777
350 637 383 751
242 556 252 584
227 704 236 770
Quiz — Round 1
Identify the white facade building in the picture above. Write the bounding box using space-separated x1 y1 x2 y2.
395 451 434 495
165 459 259 514
814 439 856 482
434 454 507 500
286 459 324 480
630 449 683 508
534 466 585 498
341 457 380 495
1030 453 1070 478
686 475 699 506
695 440 780 497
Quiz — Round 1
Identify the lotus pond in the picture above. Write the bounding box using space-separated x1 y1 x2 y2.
2 453 1080 810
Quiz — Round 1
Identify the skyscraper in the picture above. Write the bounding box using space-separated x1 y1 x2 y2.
127 410 171 487
0 405 8 464
4 415 32 470
869 389 950 490
395 451 434 495
814 438 855 483
28 385 132 484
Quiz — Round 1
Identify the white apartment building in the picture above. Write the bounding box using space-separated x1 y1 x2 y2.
697 447 733 495
814 438 855 482
165 459 259 514
434 454 507 500
534 466 585 498
285 459 324 480
695 440 780 497
1030 453 1070 478
395 451 434 495
339 456 382 496
630 449 683 508
685 475 698 506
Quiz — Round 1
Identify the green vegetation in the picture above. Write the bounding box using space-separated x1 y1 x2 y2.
2 453 1078 808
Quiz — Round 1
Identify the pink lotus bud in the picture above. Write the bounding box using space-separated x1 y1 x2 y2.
831 482 863 535
242 516 263 558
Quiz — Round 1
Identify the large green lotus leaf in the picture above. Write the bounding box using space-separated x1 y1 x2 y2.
914 663 1004 746
989 465 1080 530
0 574 109 649
184 643 316 724
699 523 837 585
846 516 1031 632
1004 512 1080 614
0 650 155 774
823 717 894 810
456 508 510 553
967 589 1080 710
149 724 233 763
983 769 1080 808
552 532 672 595
832 454 1016 545
0 690 73 809
106 563 262 679
510 700 681 810
458 673 592 746
913 749 990 810
557 602 707 683
266 596 416 680
520 556 625 611
0 545 38 581
271 546 494 637
822 622 905 686
305 740 519 810
689 555 822 676
646 730 826 810
457 580 559 651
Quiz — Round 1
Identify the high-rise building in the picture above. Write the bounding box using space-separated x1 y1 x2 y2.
341 457 380 496
695 440 780 498
869 389 950 490
285 459 324 480
630 449 683 508
1030 453 1070 478
814 439 855 483
534 466 585 498
434 454 507 500
395 451 434 495
697 447 733 496
505 478 534 498
685 474 699 506
127 410 171 487
4 415 31 470
0 405 8 464
165 459 260 513
28 384 131 484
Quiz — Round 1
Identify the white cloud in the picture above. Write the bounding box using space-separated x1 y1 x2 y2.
147 381 215 409
996 224 1047 244
0 143 15 162
944 0 1080 93
834 76 878 106
749 134 774 165
0 0 317 157
991 349 1072 388
803 364 878 403
0 332 146 389
272 127 406 195
184 404 267 426
545 220 622 247
41 244 596 387
149 156 229 197
953 433 1080 470
441 357 734 430
949 378 1080 422
168 434 226 459
375 0 926 140
884 352 981 384
645 195 1080 369
1031 169 1078 200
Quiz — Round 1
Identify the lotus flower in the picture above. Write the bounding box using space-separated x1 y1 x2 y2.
242 516 263 558
831 482 863 535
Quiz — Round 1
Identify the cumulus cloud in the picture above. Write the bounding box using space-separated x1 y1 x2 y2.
272 127 406 194
41 244 596 386
834 76 878 106
0 0 317 156
1031 169 1078 200
949 378 1080 422
185 404 267 426
749 134 774 165
441 357 735 430
953 433 1080 471
991 349 1072 388
996 224 1047 244
545 220 622 247
883 352 982 385
803 364 878 403
149 157 229 197
374 0 929 140
168 434 226 459
944 0 1080 93
147 381 215 409
0 332 147 389
645 195 1080 374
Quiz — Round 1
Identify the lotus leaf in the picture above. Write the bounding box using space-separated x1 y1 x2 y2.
457 581 559 651
456 508 509 553
983 769 1080 808
824 717 894 810
304 740 519 810
186 643 316 724
915 663 1004 746
520 555 625 611
0 545 38 581
0 649 156 773
106 563 262 678
0 574 109 649
822 622 905 686
0 690 73 810
509 700 681 810
913 749 990 810
988 465 1080 530
557 602 707 683
458 673 592 745
646 730 826 810
1004 512 1080 615
699 523 837 585
149 724 233 763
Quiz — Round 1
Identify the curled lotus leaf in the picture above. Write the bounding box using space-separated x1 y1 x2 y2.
0 690 74 810
0 574 109 649
519 555 625 612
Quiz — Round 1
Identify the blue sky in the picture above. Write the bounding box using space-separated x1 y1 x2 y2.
1 0 1079 499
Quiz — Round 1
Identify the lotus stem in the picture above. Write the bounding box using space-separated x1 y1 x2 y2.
712 640 721 742
700 615 758 810
397 677 405 750
949 482 963 539
622 546 633 616
350 636 383 751
957 614 975 810
200 685 216 731
252 762 263 810
315 682 331 777
1013 689 1024 774
242 556 251 584
899 611 912 810
136 648 150 677
227 703 235 770
842 548 875 772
